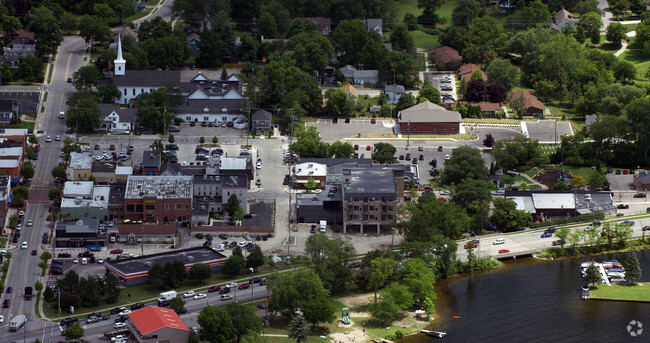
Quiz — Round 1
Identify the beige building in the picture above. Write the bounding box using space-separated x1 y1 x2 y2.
67 152 93 181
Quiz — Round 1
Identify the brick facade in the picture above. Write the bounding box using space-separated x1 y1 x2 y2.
123 197 192 222
399 122 460 134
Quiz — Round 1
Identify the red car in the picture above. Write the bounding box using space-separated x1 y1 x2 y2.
499 249 510 254
623 169 629 175
366 145 371 151
3 299 9 308
208 285 221 293
464 240 479 248
238 282 250 290
371 119 376 124
110 249 124 254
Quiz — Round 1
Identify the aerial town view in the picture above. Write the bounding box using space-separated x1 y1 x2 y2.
0 0 648 342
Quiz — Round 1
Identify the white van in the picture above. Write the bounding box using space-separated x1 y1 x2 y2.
81 258 88 265
492 238 506 245
319 220 327 233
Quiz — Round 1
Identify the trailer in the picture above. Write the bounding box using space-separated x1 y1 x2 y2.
9 315 26 331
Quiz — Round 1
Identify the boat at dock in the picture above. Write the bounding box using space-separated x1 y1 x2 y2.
421 330 447 338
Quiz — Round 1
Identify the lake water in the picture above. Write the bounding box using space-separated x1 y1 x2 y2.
401 249 650 343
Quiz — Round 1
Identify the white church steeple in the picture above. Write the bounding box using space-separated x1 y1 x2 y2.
114 34 126 76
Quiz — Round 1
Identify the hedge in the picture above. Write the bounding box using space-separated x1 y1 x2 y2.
529 212 606 228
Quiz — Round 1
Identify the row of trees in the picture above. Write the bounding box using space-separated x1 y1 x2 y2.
48 270 121 311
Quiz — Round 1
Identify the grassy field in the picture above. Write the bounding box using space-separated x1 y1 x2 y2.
619 49 650 81
436 1 457 24
411 30 439 50
397 1 422 20
590 283 650 302
543 165 602 182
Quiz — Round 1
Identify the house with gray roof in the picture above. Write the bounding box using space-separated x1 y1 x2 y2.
398 101 462 134
364 19 383 37
384 84 406 105
98 104 135 133
337 65 379 86
0 100 17 127
251 110 272 135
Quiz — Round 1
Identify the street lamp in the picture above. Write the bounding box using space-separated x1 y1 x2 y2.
250 267 254 298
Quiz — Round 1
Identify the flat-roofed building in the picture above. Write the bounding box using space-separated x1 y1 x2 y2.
91 160 117 184
55 217 106 248
67 152 93 181
0 176 10 223
124 176 193 222
60 181 110 221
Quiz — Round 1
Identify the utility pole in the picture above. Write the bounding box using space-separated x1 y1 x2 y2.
287 113 296 257
246 100 251 146
407 120 410 149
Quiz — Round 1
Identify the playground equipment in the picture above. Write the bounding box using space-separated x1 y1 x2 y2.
342 307 351 325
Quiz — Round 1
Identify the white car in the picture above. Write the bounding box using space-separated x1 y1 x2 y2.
183 291 195 298
226 282 237 288
114 322 126 329
26 219 32 227
55 135 61 141
444 154 450 160
220 294 233 301
72 257 79 263
493 238 505 245
193 293 207 300
0 315 4 322
97 258 104 264
81 257 88 265
21 241 28 249
238 241 247 247
118 309 131 316
45 136 51 142
215 244 225 251
0 250 7 255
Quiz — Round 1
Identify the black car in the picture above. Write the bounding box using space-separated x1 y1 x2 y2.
165 144 179 150
195 147 209 154
42 237 49 243
617 204 630 209
545 227 557 234
205 234 213 240
438 146 443 152
114 317 127 323
419 154 424 161
11 235 18 243
61 318 78 327
250 277 262 284
195 233 204 239
110 307 124 315
219 287 231 294
344 117 350 123
218 234 228 240
131 302 145 310
228 241 237 249
203 240 212 247
633 193 646 198
259 278 267 286
157 300 171 307
57 253 71 258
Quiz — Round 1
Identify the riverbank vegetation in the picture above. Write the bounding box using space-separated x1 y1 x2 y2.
590 283 650 302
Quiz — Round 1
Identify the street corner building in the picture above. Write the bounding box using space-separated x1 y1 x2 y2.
127 306 190 343
398 101 462 134
104 246 227 286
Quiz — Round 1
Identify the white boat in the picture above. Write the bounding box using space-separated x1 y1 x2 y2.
421 330 447 338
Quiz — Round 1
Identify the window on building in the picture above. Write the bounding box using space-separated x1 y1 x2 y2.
145 205 154 210
126 205 134 212
204 117 209 121
186 117 191 121
363 215 368 221
132 88 135 96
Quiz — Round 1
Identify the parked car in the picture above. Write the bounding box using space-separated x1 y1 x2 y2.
617 204 629 209
114 322 126 329
541 232 553 238
110 249 124 254
634 193 647 198
464 240 479 248
552 240 562 246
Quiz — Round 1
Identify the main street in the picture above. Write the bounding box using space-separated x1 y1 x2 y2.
0 35 87 334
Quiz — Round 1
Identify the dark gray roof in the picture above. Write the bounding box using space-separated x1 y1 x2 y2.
58 217 100 234
385 84 405 93
0 100 12 112
104 246 227 276
109 182 126 205
173 98 244 114
91 160 117 173
252 110 272 121
112 70 180 87
222 174 247 188
345 167 396 195
142 150 161 167
100 104 136 123
160 161 182 176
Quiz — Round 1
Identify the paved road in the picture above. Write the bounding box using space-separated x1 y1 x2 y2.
0 284 269 343
133 0 175 26
0 35 87 336
456 215 650 261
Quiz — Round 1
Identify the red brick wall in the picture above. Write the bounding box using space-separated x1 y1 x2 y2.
399 122 460 134
124 197 192 222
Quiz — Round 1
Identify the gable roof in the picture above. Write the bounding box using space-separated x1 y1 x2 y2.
252 109 272 121
99 104 136 123
364 19 383 30
511 90 545 111
385 84 405 93
399 101 462 123
431 46 461 65
128 306 189 335
458 63 487 81
187 33 200 42
342 83 358 98
112 70 180 87
554 8 578 24
300 17 331 34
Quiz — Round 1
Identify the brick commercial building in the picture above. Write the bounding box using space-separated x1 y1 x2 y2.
398 101 462 134
0 176 10 225
124 176 193 222
127 306 190 343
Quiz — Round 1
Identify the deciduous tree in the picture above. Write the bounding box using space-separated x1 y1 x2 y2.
189 263 212 282
441 146 489 184
372 142 397 164
198 306 236 342
490 198 532 232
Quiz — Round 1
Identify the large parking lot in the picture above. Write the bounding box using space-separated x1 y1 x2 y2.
523 121 573 143
423 72 457 102
308 119 395 142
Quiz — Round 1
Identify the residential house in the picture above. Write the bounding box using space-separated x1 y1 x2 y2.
457 101 501 116
458 63 487 81
300 17 331 35
0 100 18 127
0 91 40 117
141 150 161 176
251 110 272 135
551 9 579 32
430 46 462 70
54 217 105 248
187 33 200 54
117 223 178 245
342 84 358 103
337 65 379 86
98 104 135 133
510 90 545 116
364 19 383 37
67 152 93 181
384 84 406 105
398 101 462 134
0 128 27 183
127 307 190 342
60 181 110 221
3 29 36 57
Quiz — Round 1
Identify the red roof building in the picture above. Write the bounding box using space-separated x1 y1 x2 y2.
510 90 545 116
458 63 487 81
430 46 462 70
128 306 190 343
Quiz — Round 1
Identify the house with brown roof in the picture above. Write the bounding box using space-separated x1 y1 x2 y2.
430 46 462 70
398 101 462 134
458 63 487 81
457 101 501 116
551 9 579 32
510 90 545 116
300 17 331 35
342 83 358 103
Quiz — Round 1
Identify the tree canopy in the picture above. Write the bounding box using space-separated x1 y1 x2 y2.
440 146 489 185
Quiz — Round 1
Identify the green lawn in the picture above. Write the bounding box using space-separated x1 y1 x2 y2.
9 121 35 133
397 1 422 21
590 283 650 302
618 49 650 81
545 165 603 182
411 30 439 50
436 1 457 24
